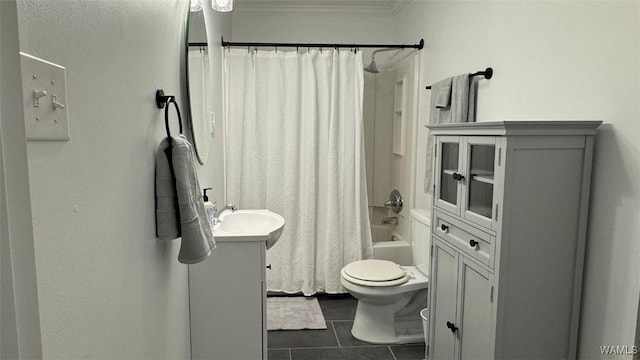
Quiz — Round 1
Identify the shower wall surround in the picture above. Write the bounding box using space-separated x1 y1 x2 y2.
363 54 421 243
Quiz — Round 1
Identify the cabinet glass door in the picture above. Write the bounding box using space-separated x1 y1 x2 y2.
463 137 497 229
436 136 462 214
440 143 459 204
468 144 494 217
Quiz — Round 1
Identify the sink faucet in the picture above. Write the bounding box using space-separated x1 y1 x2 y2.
212 204 237 225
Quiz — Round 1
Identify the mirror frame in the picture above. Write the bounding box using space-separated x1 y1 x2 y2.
184 5 209 165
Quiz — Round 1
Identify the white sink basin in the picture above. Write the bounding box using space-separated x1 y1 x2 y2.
213 209 285 249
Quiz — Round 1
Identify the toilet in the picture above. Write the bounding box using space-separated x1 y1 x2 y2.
341 208 431 344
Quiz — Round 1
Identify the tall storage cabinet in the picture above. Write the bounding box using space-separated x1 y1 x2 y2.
426 121 601 359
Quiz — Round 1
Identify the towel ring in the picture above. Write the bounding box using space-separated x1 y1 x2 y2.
156 89 172 109
156 89 182 139
164 98 183 138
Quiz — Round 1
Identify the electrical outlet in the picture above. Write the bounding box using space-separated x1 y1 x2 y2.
20 52 70 141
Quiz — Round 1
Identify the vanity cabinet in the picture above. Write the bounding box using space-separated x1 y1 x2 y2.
427 121 600 359
189 240 267 360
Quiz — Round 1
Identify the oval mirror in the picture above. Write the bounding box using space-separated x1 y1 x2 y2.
185 2 211 165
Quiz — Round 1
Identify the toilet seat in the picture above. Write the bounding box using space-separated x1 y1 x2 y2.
342 259 409 287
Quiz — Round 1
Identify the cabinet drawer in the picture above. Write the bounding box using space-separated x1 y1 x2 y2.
433 210 495 268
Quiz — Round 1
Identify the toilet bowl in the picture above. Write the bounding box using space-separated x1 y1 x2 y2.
340 209 431 344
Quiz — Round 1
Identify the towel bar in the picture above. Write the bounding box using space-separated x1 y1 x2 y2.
425 67 493 90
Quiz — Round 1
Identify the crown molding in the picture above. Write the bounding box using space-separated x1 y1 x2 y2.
233 0 411 17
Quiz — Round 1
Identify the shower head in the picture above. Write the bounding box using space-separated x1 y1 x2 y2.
363 48 399 74
364 57 379 73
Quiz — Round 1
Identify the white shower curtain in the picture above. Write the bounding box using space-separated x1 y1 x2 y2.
224 48 373 295
188 48 212 163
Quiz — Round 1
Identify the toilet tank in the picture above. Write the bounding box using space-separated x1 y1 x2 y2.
410 208 431 276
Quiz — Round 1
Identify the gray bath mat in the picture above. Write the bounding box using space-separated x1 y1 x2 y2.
267 297 327 330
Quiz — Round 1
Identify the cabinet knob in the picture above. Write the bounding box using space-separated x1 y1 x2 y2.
469 239 479 248
446 321 458 333
266 264 272 270
452 172 465 181
440 224 449 232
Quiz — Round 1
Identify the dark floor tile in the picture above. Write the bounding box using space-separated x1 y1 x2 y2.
291 346 394 360
268 322 338 349
390 344 426 360
331 321 371 347
317 295 358 321
268 349 291 360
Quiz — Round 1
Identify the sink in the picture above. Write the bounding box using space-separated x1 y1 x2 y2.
213 209 285 249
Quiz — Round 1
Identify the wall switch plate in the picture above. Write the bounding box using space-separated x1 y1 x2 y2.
20 52 70 141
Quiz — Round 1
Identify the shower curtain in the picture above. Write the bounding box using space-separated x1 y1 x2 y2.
224 48 373 295
188 48 212 163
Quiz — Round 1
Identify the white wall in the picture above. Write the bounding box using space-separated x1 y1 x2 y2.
395 1 640 357
231 9 394 44
1 1 42 358
230 9 396 65
15 0 228 358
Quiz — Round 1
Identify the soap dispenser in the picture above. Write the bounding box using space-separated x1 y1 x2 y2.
202 188 216 228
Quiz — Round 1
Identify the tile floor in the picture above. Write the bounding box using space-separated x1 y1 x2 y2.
267 294 425 360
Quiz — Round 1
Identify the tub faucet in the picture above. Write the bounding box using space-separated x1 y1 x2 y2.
381 216 398 226
213 204 237 224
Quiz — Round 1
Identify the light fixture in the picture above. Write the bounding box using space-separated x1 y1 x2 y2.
212 0 233 12
190 0 203 12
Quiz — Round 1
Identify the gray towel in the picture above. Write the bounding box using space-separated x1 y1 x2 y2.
468 78 479 125
171 135 215 264
155 137 180 240
429 74 472 125
434 78 452 109
424 74 477 193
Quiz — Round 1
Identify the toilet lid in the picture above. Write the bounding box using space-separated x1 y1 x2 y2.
343 259 406 282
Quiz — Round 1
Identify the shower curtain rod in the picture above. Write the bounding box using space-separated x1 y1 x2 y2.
220 37 424 50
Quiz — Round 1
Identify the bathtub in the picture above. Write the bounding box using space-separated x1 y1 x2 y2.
373 239 412 266
370 208 431 267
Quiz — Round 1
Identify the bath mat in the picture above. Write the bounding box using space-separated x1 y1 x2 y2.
267 297 327 331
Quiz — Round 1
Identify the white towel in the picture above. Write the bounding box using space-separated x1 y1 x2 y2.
170 135 216 264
